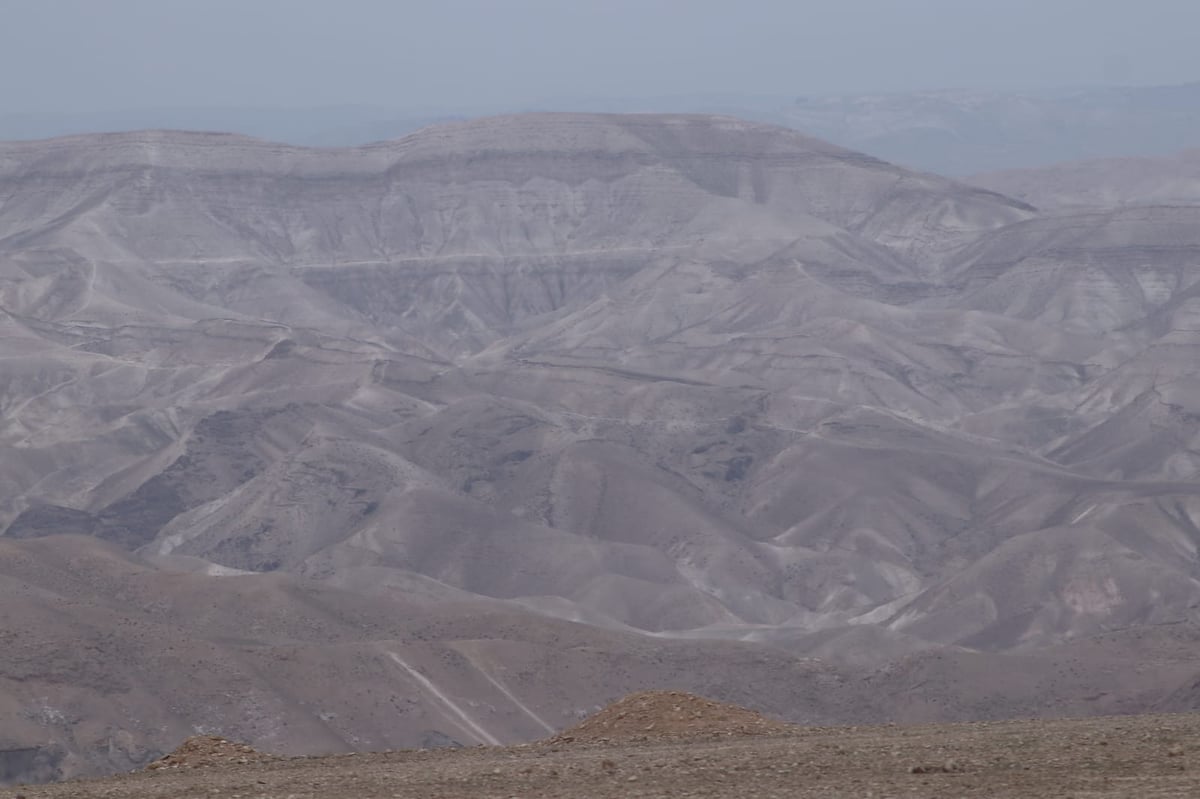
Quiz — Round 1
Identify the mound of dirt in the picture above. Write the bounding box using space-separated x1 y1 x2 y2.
551 690 797 744
145 735 276 770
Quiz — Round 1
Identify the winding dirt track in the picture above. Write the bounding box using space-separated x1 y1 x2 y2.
13 711 1200 799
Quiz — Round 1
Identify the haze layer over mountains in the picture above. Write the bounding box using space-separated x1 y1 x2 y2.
4 113 1200 782
5 80 1200 175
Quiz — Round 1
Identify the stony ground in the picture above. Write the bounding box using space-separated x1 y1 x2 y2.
10 701 1200 798
548 690 799 743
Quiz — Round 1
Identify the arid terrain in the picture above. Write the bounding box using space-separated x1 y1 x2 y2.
12 81 1200 176
4 112 1200 784
972 147 1200 209
10 692 1200 798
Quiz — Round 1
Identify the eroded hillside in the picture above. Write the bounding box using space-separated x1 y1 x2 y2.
3 114 1200 782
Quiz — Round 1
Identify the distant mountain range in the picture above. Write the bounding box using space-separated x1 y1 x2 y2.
971 148 1200 208
4 81 1200 175
772 82 1200 174
5 113 1200 783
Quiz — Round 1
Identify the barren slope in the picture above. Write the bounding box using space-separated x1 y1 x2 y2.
971 149 1200 209
3 113 1200 782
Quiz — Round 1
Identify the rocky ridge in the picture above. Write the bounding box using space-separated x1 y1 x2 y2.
550 690 796 744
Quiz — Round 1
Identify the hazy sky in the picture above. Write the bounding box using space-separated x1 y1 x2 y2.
2 0 1199 113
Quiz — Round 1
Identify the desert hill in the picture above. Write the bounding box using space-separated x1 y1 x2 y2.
971 148 1200 209
3 113 1200 782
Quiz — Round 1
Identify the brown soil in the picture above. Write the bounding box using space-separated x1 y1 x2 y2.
12 709 1200 798
550 690 797 743
144 736 276 771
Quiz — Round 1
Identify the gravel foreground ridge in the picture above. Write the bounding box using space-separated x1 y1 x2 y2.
143 736 279 771
547 690 798 743
9 693 1200 798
